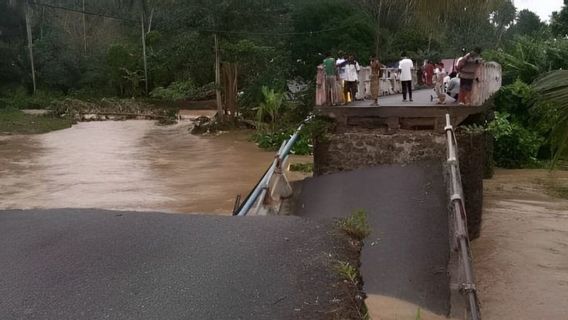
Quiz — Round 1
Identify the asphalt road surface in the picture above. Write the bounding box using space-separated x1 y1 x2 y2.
0 209 347 320
294 162 451 316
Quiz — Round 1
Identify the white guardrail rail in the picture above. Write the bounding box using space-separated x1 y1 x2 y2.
234 116 313 217
445 114 481 320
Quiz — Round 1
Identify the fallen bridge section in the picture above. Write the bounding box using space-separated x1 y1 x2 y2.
292 162 453 317
0 209 358 320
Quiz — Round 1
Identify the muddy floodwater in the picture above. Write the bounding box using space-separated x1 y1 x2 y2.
473 169 568 319
0 120 275 214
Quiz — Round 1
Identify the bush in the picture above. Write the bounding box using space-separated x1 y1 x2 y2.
252 130 312 155
488 112 544 168
493 80 536 126
150 80 196 101
150 81 215 101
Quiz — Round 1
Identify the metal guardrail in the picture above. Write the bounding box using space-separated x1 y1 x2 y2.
444 114 481 320
235 116 312 217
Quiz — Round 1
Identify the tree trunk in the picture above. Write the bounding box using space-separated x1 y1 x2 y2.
25 1 36 95
214 34 223 120
375 0 382 58
147 8 154 33
140 12 149 95
82 0 87 55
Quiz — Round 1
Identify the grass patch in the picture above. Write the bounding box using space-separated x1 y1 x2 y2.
0 110 73 134
289 162 313 173
336 261 359 284
337 209 372 241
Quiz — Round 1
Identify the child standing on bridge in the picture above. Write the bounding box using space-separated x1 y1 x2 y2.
433 62 447 104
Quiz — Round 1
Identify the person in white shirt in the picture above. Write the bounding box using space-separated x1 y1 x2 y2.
340 55 360 104
336 53 347 103
336 54 347 81
398 54 414 102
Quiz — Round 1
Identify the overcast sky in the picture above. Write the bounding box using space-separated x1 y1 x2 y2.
515 0 564 21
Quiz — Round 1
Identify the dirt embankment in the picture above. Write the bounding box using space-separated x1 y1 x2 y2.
473 169 568 320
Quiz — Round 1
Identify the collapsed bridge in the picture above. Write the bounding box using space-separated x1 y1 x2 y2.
237 62 501 319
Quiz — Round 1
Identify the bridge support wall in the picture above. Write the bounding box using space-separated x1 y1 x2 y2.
314 129 486 240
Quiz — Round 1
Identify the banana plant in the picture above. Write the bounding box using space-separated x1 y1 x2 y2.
255 86 285 133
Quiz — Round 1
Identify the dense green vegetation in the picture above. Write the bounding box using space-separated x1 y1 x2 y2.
0 0 533 103
483 1 568 168
2 0 568 165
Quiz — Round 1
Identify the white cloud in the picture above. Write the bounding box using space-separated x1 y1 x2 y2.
514 0 564 21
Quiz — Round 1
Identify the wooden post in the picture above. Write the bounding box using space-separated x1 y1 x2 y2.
82 0 87 55
214 34 223 120
25 1 36 95
140 12 149 95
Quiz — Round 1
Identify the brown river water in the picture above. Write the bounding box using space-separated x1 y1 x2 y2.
0 120 275 214
473 169 568 320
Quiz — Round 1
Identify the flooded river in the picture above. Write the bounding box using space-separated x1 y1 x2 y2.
0 120 274 214
473 169 568 319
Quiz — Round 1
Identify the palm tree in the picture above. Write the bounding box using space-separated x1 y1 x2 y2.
533 70 568 163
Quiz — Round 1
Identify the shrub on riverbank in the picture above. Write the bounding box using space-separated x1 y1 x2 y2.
488 112 544 168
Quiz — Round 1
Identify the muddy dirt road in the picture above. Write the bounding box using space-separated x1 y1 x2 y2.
473 169 568 320
0 121 274 214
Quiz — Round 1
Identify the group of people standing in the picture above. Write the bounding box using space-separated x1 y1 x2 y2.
322 52 384 106
323 52 363 106
322 47 482 107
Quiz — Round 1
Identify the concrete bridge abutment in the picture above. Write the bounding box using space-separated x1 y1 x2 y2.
313 126 487 240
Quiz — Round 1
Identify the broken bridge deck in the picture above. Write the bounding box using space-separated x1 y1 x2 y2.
317 89 486 131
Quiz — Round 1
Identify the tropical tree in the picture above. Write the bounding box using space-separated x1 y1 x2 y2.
491 0 517 46
551 0 568 38
533 71 568 163
355 0 508 58
509 9 547 37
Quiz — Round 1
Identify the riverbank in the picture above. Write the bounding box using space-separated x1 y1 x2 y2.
0 110 73 135
473 169 568 319
0 96 188 135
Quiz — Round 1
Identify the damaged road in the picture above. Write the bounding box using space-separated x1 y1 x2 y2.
0 209 361 320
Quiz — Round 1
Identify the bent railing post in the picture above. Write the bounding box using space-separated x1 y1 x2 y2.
445 114 481 320
236 116 312 217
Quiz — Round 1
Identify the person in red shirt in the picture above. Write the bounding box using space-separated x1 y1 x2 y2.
423 61 435 87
